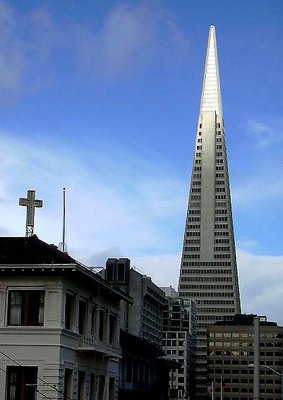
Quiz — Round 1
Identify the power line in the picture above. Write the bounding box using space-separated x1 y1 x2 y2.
0 363 54 400
0 348 74 400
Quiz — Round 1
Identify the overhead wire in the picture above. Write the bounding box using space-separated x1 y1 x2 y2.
0 348 74 400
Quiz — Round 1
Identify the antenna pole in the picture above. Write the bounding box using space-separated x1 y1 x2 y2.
62 188 67 253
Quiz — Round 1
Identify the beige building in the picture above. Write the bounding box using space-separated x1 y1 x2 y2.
0 235 131 400
207 315 283 400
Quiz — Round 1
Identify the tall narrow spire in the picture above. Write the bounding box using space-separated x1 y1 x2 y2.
178 26 241 398
200 25 222 115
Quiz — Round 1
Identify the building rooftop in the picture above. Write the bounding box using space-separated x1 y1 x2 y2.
0 235 77 264
213 314 277 327
0 235 133 304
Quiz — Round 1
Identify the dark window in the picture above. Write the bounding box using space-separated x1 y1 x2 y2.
65 293 74 330
118 264 125 281
133 359 138 384
90 306 96 336
78 371 86 400
98 375 106 400
109 377 115 400
64 369 73 400
90 373 96 400
8 291 44 326
78 301 87 334
126 358 132 382
106 263 114 282
109 315 116 344
7 366 37 400
99 310 105 341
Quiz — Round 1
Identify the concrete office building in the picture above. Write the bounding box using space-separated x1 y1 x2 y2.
104 258 168 400
161 287 197 399
0 236 131 400
178 26 241 398
207 315 283 400
105 258 165 346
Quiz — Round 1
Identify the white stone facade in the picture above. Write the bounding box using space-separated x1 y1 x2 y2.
0 260 129 400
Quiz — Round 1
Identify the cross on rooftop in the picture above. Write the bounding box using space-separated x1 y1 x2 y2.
19 190 43 237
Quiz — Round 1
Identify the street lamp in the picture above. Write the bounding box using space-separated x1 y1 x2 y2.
249 363 283 400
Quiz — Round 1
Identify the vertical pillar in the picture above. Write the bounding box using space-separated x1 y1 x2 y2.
253 316 260 400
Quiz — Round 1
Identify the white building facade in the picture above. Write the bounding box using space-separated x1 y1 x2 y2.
0 236 131 400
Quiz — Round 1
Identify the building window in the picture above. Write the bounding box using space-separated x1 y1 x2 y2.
65 293 75 330
109 314 117 344
98 375 106 400
90 373 96 400
78 300 87 335
7 366 37 400
8 290 44 326
64 368 73 400
99 310 105 341
78 371 86 400
118 264 125 281
90 305 96 337
109 376 115 400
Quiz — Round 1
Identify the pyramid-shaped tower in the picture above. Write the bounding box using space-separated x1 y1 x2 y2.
178 26 241 398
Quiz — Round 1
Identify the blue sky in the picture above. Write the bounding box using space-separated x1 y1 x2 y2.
0 0 283 323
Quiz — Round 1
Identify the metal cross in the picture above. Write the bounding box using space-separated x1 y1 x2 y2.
19 190 43 237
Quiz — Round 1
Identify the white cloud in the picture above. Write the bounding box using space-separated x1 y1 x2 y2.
0 1 26 100
237 249 283 325
75 1 188 80
0 0 189 97
232 175 283 208
132 253 180 289
0 131 185 260
247 119 283 149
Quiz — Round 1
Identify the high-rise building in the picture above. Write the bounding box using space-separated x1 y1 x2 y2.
105 258 165 345
161 287 197 399
178 26 241 398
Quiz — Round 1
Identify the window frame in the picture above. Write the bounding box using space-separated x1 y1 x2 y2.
7 289 45 327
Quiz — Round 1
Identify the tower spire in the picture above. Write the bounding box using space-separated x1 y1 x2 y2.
200 25 222 115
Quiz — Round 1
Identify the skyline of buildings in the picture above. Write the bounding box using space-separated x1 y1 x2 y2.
2 2 280 396
0 1 282 327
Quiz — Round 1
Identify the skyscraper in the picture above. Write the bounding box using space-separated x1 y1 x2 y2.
178 26 241 398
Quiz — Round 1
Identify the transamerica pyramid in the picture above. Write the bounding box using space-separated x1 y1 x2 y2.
178 26 241 398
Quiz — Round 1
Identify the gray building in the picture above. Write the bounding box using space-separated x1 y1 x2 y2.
105 258 165 346
0 236 131 400
105 258 169 400
207 315 283 400
178 25 241 398
161 287 197 399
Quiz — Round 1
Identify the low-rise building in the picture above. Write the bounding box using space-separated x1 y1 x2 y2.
0 236 131 400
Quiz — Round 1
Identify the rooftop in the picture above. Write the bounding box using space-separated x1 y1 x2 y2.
0 235 77 264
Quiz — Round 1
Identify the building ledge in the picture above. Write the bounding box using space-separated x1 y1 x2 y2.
77 335 121 358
